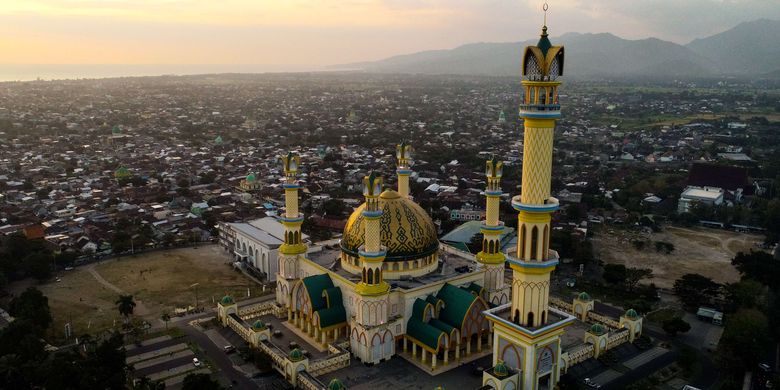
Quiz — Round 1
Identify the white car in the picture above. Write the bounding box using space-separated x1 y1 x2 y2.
192 358 202 367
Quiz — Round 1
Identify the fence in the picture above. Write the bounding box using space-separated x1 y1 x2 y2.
239 302 285 319
587 311 621 329
309 344 350 376
549 297 573 313
565 343 594 368
297 371 326 390
606 329 630 350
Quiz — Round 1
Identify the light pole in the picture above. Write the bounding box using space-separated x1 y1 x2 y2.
190 282 199 311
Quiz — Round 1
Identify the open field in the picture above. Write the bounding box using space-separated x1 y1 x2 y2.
37 245 262 340
593 226 765 289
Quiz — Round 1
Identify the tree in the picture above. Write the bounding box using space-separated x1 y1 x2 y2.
467 232 484 254
674 274 721 310
662 317 691 337
161 312 171 330
732 251 780 287
717 308 770 373
603 264 627 287
23 252 53 280
116 295 137 323
182 373 223 390
625 267 653 292
322 199 347 217
9 287 52 331
725 279 765 311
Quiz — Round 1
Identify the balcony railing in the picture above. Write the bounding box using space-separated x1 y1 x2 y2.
519 104 561 112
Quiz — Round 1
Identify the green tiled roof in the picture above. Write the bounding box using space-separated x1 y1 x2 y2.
317 306 346 328
302 274 346 329
303 274 333 311
436 283 478 329
464 282 484 297
407 319 445 351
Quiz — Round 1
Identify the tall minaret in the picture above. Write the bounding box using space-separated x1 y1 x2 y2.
350 172 393 364
396 142 412 198
484 7 573 390
476 156 508 304
509 10 565 329
355 172 389 296
276 152 306 311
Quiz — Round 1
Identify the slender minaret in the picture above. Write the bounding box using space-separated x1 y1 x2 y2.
396 142 412 198
351 172 393 363
509 16 565 328
276 152 306 310
476 156 507 304
484 7 572 390
355 172 389 297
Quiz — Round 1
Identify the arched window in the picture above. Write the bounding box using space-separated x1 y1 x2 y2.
514 309 520 324
367 268 374 285
520 225 526 259
540 310 546 325
487 240 494 254
543 225 549 260
482 239 487 252
294 231 299 244
531 226 538 260
527 311 535 327
362 269 367 283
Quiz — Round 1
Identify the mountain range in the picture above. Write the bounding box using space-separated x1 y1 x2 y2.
335 19 780 79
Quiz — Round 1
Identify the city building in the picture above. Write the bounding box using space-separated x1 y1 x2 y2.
678 186 724 213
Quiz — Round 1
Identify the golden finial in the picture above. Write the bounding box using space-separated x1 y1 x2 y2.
543 2 548 26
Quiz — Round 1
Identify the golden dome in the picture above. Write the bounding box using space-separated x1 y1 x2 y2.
341 190 438 261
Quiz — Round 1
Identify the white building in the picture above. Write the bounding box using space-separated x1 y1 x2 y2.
219 217 309 281
678 186 724 213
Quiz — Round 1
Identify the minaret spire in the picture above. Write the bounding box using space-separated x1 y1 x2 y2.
476 155 508 303
396 141 413 198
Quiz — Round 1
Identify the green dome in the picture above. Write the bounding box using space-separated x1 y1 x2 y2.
578 292 591 301
245 173 256 183
493 360 509 377
220 295 234 305
114 167 131 179
112 125 121 135
589 323 606 335
214 135 223 145
289 348 304 362
625 309 639 319
328 379 346 390
251 320 266 331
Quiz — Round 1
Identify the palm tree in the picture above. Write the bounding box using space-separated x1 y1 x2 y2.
161 312 170 330
116 294 136 323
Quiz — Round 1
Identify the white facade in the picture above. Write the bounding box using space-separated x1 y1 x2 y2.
220 217 310 282
678 186 724 213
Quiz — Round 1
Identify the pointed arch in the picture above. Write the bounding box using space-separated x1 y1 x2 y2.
543 225 549 260
520 224 527 259
527 311 534 327
531 226 539 260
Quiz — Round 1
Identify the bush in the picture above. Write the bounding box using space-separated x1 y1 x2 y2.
662 317 691 336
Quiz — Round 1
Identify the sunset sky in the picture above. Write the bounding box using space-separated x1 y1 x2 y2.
1 0 778 67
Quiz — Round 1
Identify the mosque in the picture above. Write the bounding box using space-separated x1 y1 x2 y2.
216 9 643 390
267 18 571 388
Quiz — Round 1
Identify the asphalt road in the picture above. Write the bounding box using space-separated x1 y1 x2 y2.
180 320 257 389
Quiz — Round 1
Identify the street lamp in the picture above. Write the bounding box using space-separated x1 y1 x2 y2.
190 283 199 311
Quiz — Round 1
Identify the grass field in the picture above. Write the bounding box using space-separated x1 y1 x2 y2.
38 245 262 341
593 226 765 289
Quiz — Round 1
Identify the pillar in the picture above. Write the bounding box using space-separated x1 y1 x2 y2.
444 348 449 364
412 343 417 358
403 338 408 352
455 341 461 360
422 349 427 363
432 353 437 370
466 338 471 356
477 332 482 352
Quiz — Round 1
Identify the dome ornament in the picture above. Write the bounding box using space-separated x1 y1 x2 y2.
543 2 548 26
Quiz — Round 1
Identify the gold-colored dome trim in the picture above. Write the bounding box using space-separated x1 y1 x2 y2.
341 190 439 261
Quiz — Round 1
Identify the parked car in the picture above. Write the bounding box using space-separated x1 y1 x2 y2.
192 358 202 367
584 378 601 389
223 345 235 353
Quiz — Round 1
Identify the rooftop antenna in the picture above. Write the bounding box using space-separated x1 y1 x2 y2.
543 2 548 26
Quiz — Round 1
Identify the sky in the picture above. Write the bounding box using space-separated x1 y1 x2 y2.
1 0 778 68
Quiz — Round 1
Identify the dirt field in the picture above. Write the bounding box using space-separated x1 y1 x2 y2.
593 226 765 289
38 245 261 340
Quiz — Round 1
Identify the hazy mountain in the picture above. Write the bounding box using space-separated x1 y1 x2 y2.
335 19 780 78
686 19 780 74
